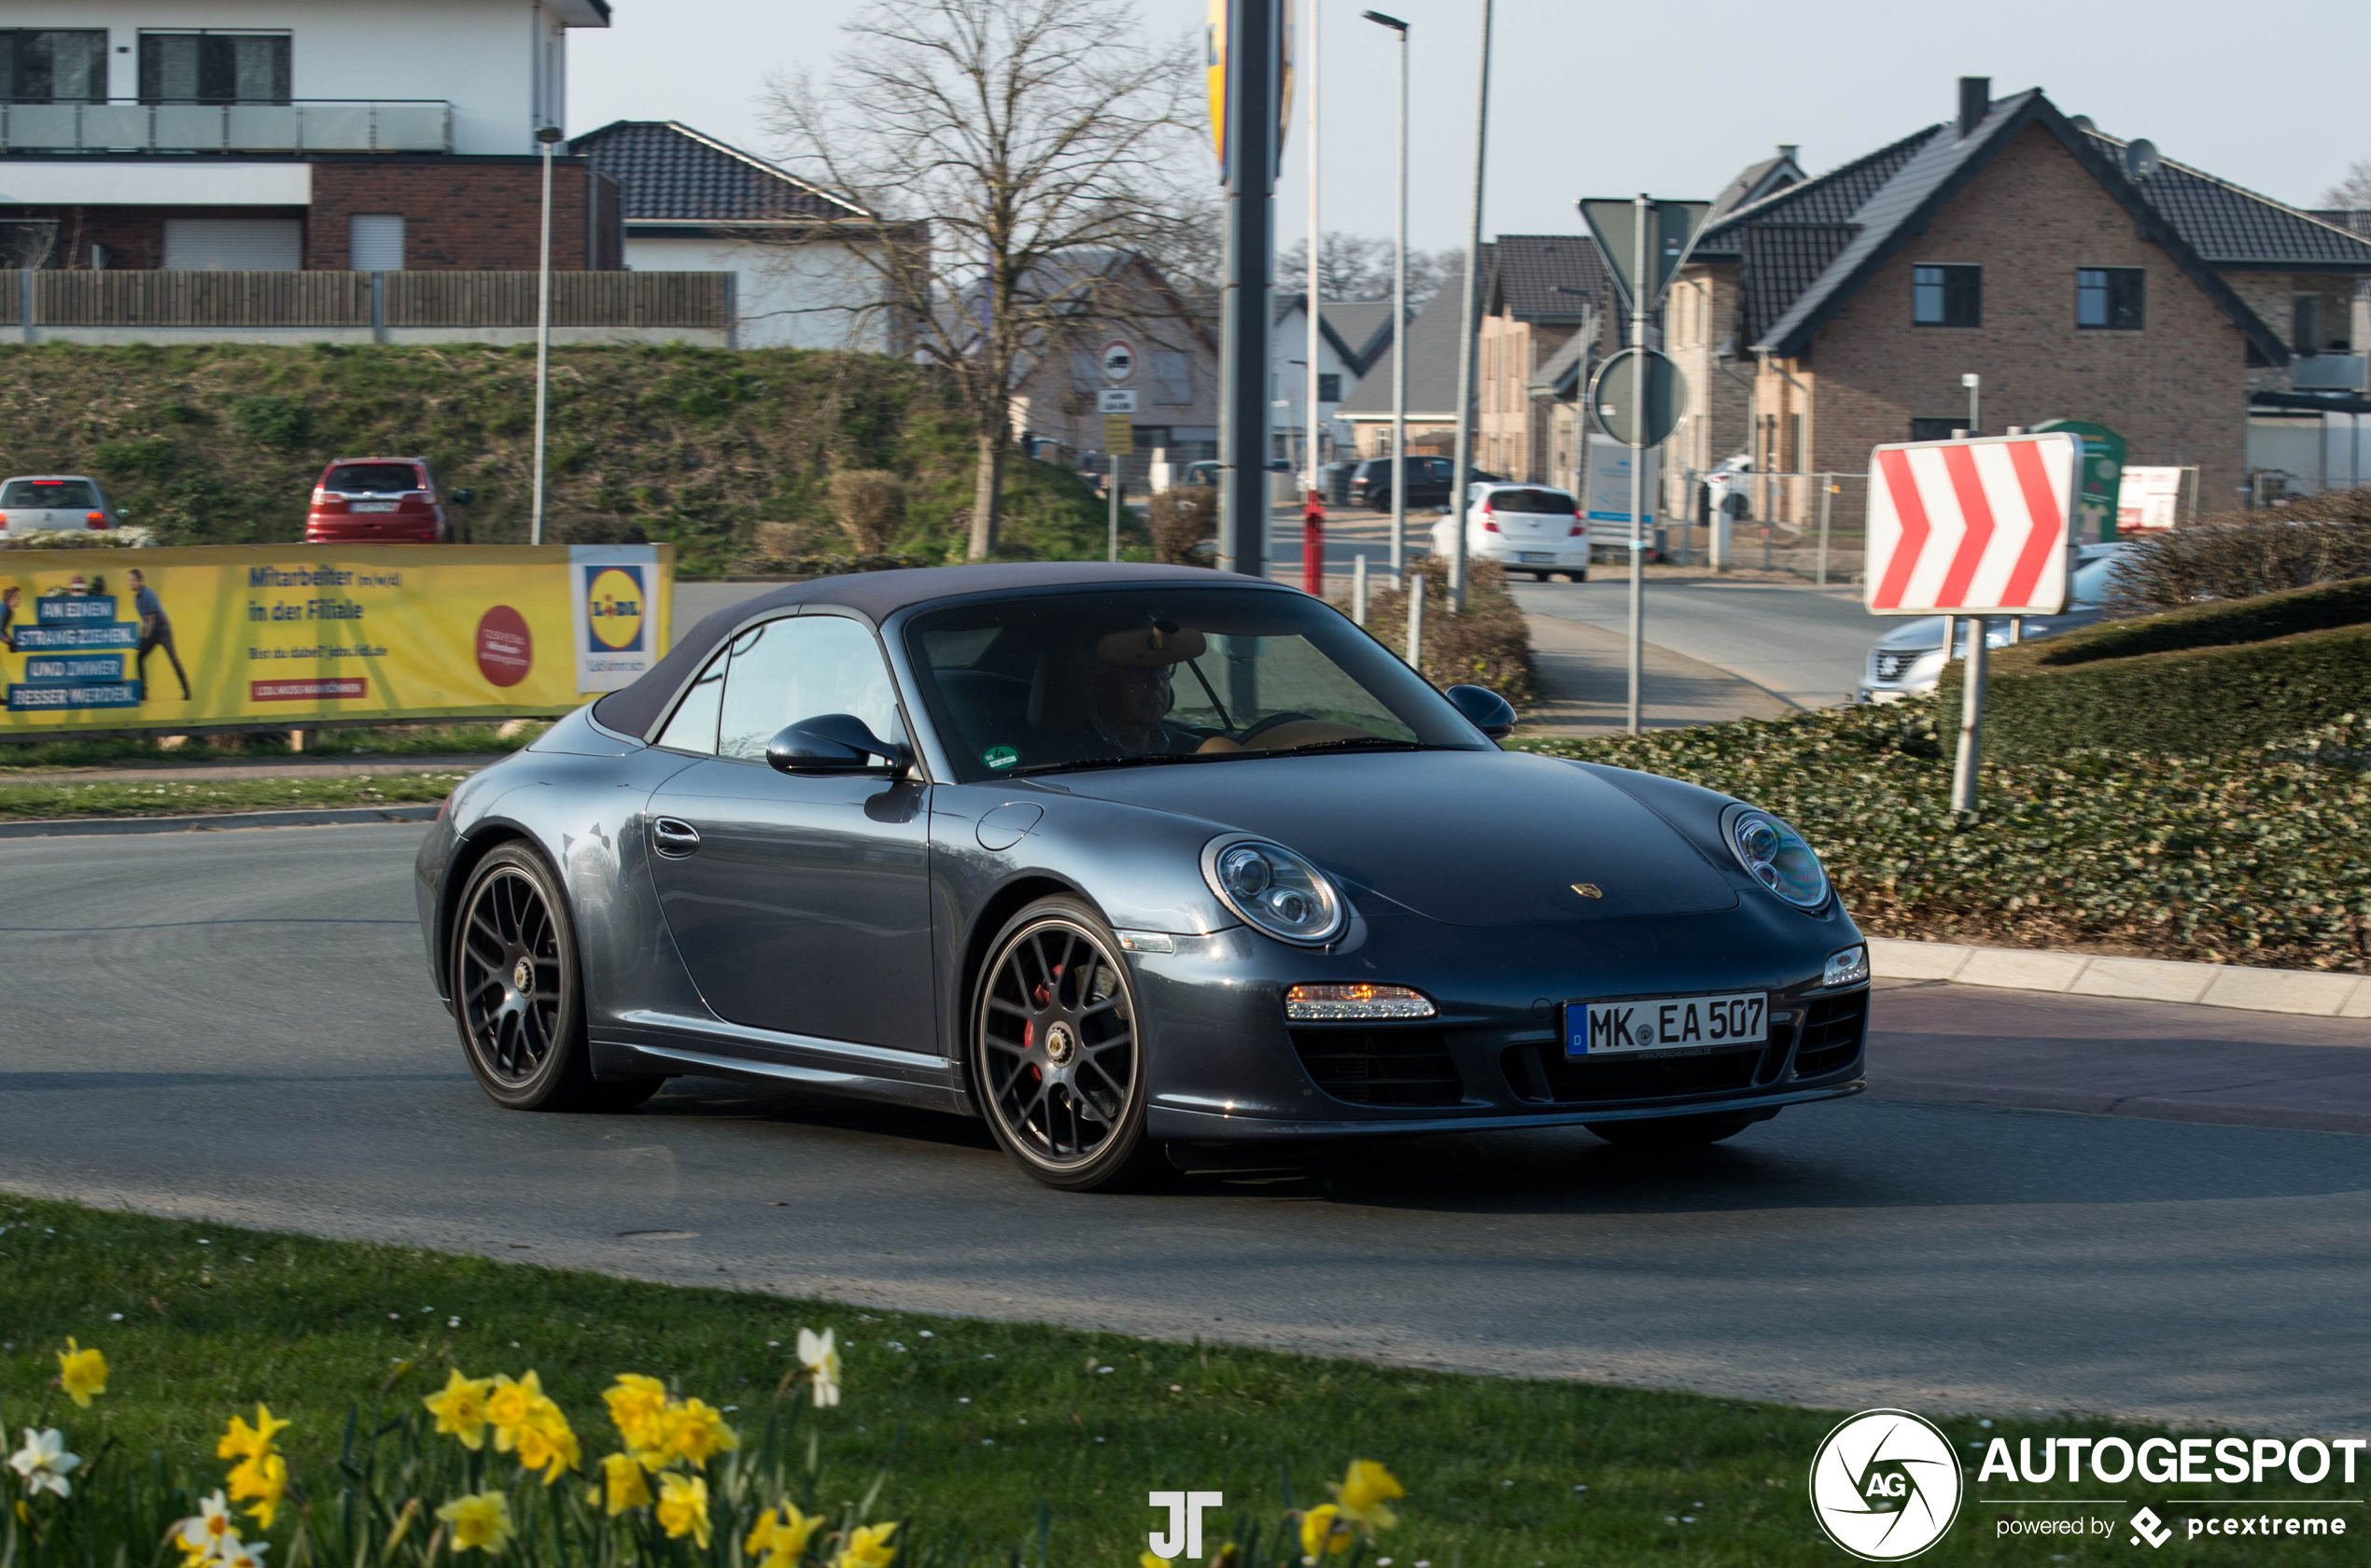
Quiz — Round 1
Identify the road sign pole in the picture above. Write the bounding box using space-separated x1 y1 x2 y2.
1950 617 1987 813
1817 474 1832 586
1108 467 1120 562
1217 0 1277 583
1445 0 1494 616
1626 192 1648 735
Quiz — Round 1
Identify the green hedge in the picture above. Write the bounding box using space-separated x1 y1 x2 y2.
1514 700 2371 972
1941 578 2371 759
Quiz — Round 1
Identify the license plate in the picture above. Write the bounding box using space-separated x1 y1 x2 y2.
1566 991 1767 1057
1518 551 1554 562
354 501 397 512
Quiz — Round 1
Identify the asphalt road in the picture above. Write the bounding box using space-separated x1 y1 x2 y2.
6 824 2368 1432
1507 577 1878 710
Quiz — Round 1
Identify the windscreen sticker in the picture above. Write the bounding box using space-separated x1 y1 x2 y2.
983 745 1020 770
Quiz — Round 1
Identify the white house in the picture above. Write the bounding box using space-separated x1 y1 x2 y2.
572 119 902 352
1270 294 1396 471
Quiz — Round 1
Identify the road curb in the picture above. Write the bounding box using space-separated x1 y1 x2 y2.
0 805 440 839
1871 936 2371 1020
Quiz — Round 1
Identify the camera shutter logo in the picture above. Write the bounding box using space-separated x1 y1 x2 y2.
1807 1408 1962 1561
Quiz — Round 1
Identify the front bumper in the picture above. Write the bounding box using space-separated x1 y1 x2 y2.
1131 899 1869 1143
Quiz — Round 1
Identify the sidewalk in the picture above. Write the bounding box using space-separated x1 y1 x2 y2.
1512 612 1792 737
1868 979 2371 1137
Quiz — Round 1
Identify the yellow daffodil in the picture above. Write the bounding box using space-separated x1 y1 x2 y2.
663 1397 738 1469
175 1491 240 1561
1330 1459 1405 1534
747 1501 825 1568
425 1370 495 1449
1298 1505 1353 1560
7 1428 79 1499
602 1374 671 1463
55 1338 106 1408
654 1472 711 1548
834 1520 898 1568
1142 1554 1170 1568
436 1491 515 1554
597 1451 651 1516
227 1449 288 1530
484 1372 543 1449
217 1406 290 1464
797 1327 842 1409
512 1401 580 1485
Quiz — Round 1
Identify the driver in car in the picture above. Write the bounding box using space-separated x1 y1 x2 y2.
1051 619 1214 762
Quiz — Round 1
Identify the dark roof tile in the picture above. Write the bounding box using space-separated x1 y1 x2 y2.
572 119 863 223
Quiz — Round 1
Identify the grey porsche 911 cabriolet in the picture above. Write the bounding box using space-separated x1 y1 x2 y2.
416 562 1870 1190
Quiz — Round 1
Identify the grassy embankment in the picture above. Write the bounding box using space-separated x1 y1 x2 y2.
0 342 1115 574
2 1194 2357 1566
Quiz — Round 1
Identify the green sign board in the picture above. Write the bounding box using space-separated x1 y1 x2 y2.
2030 418 2125 542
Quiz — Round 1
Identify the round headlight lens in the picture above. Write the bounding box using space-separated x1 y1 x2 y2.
1205 838 1344 945
1727 808 1829 910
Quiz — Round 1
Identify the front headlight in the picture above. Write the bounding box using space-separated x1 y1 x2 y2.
1724 806 1830 911
1201 836 1345 945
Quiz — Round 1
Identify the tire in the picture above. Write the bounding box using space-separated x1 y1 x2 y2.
1585 1112 1760 1149
450 842 662 1113
1568 569 1589 583
971 895 1163 1192
1530 571 1550 581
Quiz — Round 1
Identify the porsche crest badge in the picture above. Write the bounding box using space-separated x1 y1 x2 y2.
1571 882 1603 900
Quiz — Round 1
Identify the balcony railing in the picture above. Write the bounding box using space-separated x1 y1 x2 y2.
0 100 453 155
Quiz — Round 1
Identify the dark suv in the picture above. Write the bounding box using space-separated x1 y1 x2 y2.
1349 456 1501 511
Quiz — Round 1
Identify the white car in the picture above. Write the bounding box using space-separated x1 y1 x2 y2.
0 474 123 538
1428 483 1589 581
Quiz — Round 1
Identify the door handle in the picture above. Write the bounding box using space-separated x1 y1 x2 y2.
650 817 701 857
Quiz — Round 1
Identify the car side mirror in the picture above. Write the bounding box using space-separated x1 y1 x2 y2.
451 488 476 505
1444 683 1517 740
766 714 908 776
114 507 131 520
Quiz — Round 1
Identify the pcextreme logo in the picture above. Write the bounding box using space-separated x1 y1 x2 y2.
1809 1409 1965 1561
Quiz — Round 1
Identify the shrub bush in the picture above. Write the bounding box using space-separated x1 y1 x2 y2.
1941 578 2371 759
1516 700 2371 971
1145 485 1215 564
546 512 648 545
1352 557 1534 708
2111 488 2371 610
828 469 906 554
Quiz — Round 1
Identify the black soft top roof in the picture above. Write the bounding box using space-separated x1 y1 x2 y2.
591 561 1270 741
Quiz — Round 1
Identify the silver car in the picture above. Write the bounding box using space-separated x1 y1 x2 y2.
0 474 124 538
1858 544 2126 702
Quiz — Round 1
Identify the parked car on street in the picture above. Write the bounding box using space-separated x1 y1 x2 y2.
1857 543 2127 702
0 475 123 537
417 562 1869 1190
305 457 458 544
1347 456 1503 512
1429 483 1590 581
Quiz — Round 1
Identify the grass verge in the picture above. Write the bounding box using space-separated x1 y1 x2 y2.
1510 699 2370 971
1 1196 2360 1565
0 770 464 819
0 721 541 774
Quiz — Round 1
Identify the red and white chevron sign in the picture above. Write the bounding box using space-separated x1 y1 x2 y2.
1864 432 2079 615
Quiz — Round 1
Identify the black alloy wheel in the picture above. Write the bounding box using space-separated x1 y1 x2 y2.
451 842 660 1113
973 896 1159 1191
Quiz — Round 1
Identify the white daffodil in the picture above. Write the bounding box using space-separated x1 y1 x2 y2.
177 1490 241 1558
218 1538 271 1568
795 1327 841 1408
7 1427 79 1497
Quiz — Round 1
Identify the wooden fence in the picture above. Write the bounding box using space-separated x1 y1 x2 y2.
1 271 733 330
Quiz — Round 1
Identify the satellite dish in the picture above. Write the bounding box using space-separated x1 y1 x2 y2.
2124 138 2160 181
2068 114 2095 132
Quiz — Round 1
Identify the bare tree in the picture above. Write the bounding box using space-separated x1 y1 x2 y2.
2324 160 2371 210
766 0 1199 560
1278 231 1456 305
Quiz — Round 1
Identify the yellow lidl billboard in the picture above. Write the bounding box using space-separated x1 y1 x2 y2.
0 543 671 734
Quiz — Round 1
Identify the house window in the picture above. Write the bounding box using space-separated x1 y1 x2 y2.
1317 372 1341 403
1912 264 1981 328
140 32 290 105
0 30 107 102
2077 268 2145 331
349 214 405 273
2292 293 2324 354
163 218 302 272
1910 417 1961 442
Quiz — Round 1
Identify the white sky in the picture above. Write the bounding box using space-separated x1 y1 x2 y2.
572 0 2371 255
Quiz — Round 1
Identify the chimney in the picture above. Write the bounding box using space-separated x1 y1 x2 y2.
1957 77 1991 138
1777 144 1799 164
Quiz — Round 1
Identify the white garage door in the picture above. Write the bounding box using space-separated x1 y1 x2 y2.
163 218 302 271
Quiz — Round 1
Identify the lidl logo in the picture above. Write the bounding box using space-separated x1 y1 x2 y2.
585 566 645 652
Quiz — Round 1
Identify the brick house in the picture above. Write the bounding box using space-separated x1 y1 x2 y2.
0 0 624 274
1671 77 2371 528
1475 234 1615 484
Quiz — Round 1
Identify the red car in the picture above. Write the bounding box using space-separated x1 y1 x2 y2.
304 457 454 543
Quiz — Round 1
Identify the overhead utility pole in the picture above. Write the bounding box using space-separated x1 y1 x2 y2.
1304 0 1322 511
1444 0 1494 614
1216 0 1281 582
1362 8 1410 581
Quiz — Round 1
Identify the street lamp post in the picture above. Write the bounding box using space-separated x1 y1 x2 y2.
1304 0 1322 509
1444 0 1495 615
1362 8 1409 581
529 122 564 547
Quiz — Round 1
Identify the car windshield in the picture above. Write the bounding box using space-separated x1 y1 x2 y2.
904 585 1491 782
2070 552 2127 607
1489 487 1575 512
325 463 422 495
2 480 96 509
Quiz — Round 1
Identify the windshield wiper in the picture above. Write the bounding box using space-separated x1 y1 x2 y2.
1267 737 1436 757
1006 752 1216 777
